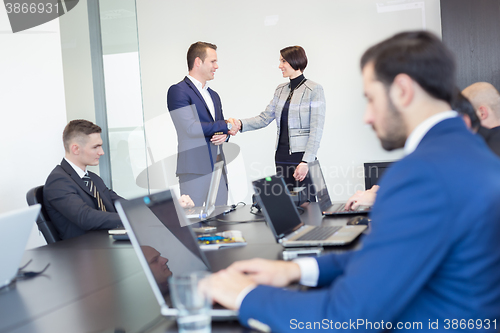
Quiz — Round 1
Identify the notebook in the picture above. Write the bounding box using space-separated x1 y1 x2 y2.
0 205 41 289
184 160 224 220
308 160 371 215
115 190 237 319
252 175 366 247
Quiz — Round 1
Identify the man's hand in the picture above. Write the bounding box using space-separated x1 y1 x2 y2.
227 118 241 136
293 162 309 182
344 185 379 211
199 268 257 310
210 133 228 145
179 194 194 208
229 258 301 287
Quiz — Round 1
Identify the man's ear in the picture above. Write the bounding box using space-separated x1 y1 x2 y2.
477 105 489 120
70 143 80 156
390 73 414 108
194 57 203 68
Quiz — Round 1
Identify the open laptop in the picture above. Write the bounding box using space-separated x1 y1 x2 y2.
115 190 237 319
252 175 366 247
184 160 224 219
309 160 371 215
0 205 41 289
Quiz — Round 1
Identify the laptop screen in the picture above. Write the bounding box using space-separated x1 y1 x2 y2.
308 160 332 212
0 205 40 289
252 176 303 239
116 190 209 297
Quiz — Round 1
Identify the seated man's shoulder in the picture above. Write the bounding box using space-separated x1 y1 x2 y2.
487 126 500 140
45 164 70 185
44 165 81 197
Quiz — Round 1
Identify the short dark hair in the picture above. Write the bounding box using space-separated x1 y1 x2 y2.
360 31 456 104
187 42 217 71
63 119 101 152
280 46 308 72
452 91 480 131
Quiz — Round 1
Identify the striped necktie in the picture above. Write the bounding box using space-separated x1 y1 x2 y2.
82 173 107 212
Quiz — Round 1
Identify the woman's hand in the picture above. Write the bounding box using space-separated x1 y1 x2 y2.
293 162 309 182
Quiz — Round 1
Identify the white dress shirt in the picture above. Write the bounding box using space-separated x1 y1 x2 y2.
187 75 216 120
404 110 458 155
64 157 87 178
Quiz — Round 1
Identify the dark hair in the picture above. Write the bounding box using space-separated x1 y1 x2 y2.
280 46 308 72
452 91 480 131
63 119 102 152
187 42 217 71
360 31 456 104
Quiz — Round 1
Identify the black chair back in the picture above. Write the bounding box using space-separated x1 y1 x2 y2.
26 186 61 244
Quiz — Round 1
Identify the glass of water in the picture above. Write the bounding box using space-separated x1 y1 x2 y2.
169 271 212 333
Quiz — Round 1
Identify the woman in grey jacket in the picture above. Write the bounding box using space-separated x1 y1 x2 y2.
230 46 326 201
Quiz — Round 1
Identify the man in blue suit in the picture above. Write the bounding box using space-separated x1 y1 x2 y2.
202 32 500 332
167 41 232 206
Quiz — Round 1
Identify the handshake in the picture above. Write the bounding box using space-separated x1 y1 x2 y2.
226 118 242 136
210 118 242 145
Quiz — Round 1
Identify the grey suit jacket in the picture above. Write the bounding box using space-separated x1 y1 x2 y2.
240 80 326 162
44 159 123 240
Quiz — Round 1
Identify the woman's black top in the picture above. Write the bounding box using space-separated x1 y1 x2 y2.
275 74 306 165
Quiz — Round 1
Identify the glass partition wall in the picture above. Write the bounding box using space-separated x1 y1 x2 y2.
98 0 149 199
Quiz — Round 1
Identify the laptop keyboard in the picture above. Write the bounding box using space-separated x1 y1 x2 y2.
296 226 342 241
330 204 369 213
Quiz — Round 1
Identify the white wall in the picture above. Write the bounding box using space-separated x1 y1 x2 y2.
0 9 67 248
59 0 96 124
135 0 442 204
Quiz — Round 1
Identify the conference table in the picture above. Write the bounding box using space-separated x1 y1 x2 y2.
0 203 363 333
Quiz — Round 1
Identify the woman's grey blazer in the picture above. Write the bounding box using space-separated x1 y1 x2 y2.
240 80 326 163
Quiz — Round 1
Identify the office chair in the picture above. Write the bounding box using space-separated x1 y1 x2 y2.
26 185 61 244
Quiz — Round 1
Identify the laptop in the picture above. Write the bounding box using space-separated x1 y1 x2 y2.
184 160 224 219
0 205 41 289
252 175 366 247
115 190 237 319
309 160 371 215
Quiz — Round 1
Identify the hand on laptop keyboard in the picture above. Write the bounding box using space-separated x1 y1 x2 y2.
344 185 379 211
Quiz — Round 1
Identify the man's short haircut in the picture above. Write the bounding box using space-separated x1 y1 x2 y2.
280 46 308 72
452 91 480 131
360 31 456 104
63 119 102 152
462 82 500 119
187 42 217 71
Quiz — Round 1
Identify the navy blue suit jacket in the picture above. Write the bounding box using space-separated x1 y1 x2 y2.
167 77 228 175
44 159 123 240
240 118 500 331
